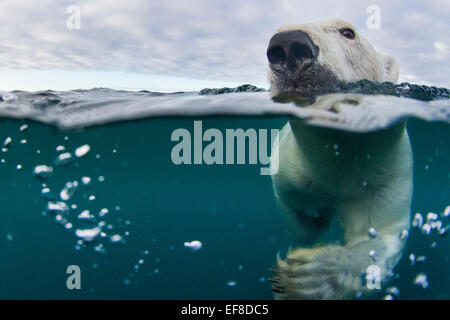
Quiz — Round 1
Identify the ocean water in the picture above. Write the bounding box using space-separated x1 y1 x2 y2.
0 82 449 299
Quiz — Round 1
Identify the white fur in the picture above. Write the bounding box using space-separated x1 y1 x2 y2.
269 19 412 300
268 18 399 88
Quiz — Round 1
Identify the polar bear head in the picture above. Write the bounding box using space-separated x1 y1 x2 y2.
267 18 399 91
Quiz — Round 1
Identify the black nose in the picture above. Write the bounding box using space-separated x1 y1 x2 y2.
267 30 319 72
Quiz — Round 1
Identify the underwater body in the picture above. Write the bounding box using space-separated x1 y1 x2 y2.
0 82 449 299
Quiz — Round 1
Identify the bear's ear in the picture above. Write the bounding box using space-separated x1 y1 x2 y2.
380 52 399 82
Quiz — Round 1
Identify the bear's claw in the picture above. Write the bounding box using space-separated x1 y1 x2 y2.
271 245 359 300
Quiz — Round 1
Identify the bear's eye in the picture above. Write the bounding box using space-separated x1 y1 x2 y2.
339 28 355 40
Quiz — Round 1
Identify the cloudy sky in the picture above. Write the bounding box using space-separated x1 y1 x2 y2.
0 0 449 91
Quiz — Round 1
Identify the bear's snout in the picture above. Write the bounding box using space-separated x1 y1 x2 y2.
267 30 319 74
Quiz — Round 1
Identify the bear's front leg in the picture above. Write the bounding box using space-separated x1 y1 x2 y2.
271 233 407 300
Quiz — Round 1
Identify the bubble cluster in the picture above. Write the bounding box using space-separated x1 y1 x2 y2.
122 249 152 286
31 142 128 257
412 210 449 238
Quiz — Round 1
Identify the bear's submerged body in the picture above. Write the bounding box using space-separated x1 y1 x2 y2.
271 119 413 299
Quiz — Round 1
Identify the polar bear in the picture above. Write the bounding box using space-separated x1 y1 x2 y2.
267 18 413 299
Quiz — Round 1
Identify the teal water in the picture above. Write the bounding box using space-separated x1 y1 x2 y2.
0 83 449 299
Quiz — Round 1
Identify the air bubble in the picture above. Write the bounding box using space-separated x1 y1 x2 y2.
75 144 90 158
55 152 72 166
430 220 442 231
41 187 55 200
184 240 202 252
75 227 101 242
438 225 449 238
416 256 426 263
368 227 378 238
413 273 429 289
33 165 53 180
399 229 409 240
409 254 415 266
60 181 78 201
3 137 12 147
64 222 73 230
94 243 106 254
442 206 450 218
110 234 124 244
426 212 438 222
369 250 378 261
46 201 69 214
386 286 400 296
98 208 109 217
78 210 95 221
412 213 423 228
421 224 431 235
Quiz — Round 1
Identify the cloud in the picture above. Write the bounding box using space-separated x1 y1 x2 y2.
0 0 449 88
